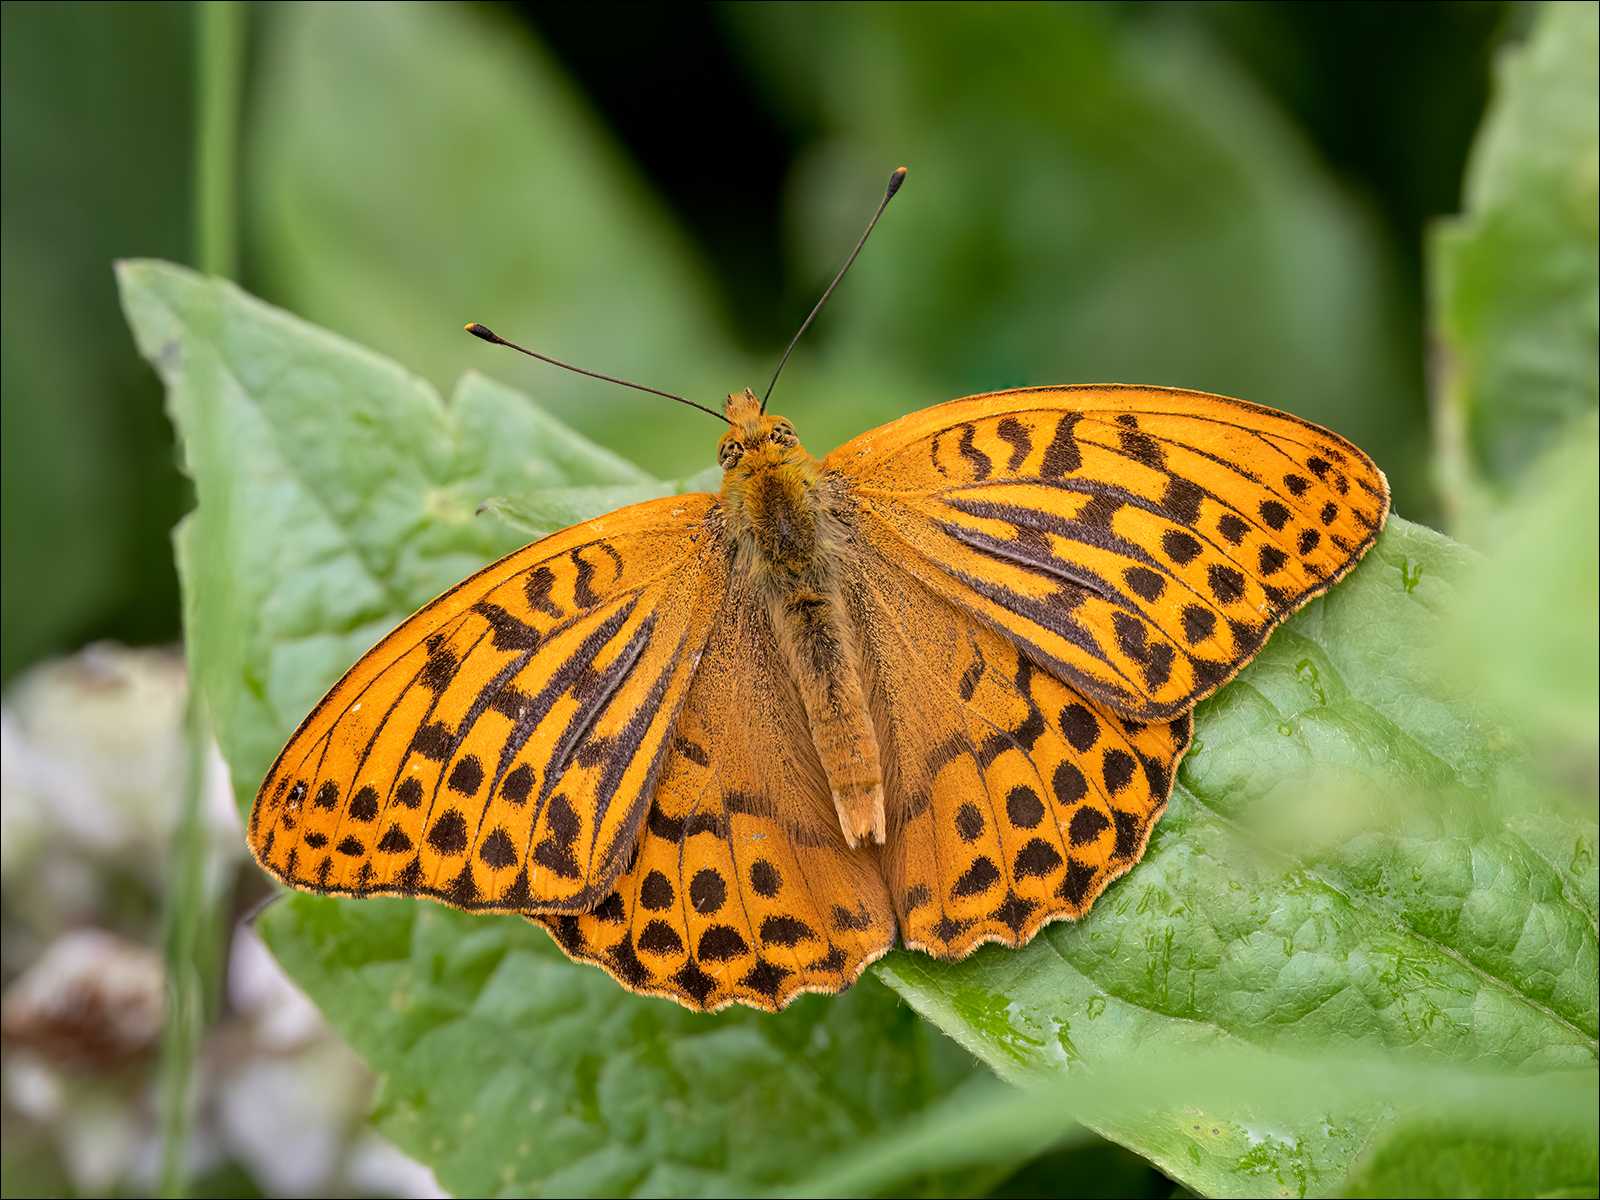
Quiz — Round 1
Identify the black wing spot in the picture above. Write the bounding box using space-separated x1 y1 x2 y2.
760 916 816 947
304 832 328 850
992 890 1037 933
749 860 782 898
647 800 685 843
995 416 1032 471
313 781 339 810
479 827 517 869
349 786 379 822
1258 545 1288 576
1217 514 1249 545
1068 805 1111 846
412 722 453 762
1058 859 1097 905
674 736 710 767
1059 704 1099 752
1040 413 1083 477
1014 839 1063 879
1110 808 1143 859
697 925 749 963
1180 604 1217 645
640 870 675 911
524 566 562 618
531 795 582 879
1102 750 1136 795
592 891 626 924
832 903 873 932
1161 477 1203 525
689 868 726 915
1162 529 1202 566
427 810 469 855
448 755 484 796
419 647 459 693
1006 785 1045 829
1306 456 1332 480
674 961 718 1006
639 920 684 956
1207 564 1246 605
957 424 993 480
955 803 986 843
1320 501 1339 526
472 601 539 650
501 763 534 805
1259 500 1291 531
951 856 1002 898
395 776 424 809
1123 566 1166 602
336 836 364 857
1298 529 1321 555
957 660 983 702
378 824 413 854
1053 760 1089 806
904 884 931 911
1116 418 1164 468
740 960 792 1000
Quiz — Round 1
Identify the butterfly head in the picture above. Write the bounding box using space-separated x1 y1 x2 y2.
717 388 811 478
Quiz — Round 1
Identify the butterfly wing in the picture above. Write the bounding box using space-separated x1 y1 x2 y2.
250 494 725 914
848 548 1190 957
532 570 898 1012
827 385 1389 723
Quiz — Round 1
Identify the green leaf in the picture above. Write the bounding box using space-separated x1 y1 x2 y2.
877 517 1598 1197
1432 0 1599 509
119 259 648 809
256 895 980 1198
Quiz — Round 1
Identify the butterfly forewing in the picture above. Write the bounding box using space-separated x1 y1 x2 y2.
830 385 1389 722
534 577 897 1011
250 494 725 912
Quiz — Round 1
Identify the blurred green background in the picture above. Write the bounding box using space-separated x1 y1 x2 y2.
1 0 1527 687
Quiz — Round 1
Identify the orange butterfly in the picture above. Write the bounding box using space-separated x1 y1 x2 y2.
248 177 1390 1013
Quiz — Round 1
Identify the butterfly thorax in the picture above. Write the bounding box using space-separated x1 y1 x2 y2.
717 389 886 848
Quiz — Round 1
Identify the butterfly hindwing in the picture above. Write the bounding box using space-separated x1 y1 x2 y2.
830 385 1389 721
533 574 898 1012
250 494 725 913
848 551 1189 957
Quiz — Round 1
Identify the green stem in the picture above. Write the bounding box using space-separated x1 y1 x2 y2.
194 0 244 278
158 8 247 1193
156 687 213 1199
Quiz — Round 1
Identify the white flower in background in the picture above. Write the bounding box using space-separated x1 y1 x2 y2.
2 643 446 1198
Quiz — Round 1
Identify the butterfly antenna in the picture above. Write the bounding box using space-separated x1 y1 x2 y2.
762 167 907 412
464 324 730 424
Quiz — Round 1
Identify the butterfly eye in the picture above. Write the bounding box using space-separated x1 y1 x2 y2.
771 423 798 447
718 440 745 468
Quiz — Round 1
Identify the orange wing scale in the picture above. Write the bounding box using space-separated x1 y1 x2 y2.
251 494 724 913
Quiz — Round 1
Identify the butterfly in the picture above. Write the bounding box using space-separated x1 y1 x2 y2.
248 377 1389 1012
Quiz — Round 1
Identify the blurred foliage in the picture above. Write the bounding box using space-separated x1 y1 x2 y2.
3 0 1518 686
0 1 194 684
10 0 1599 1196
